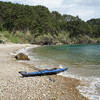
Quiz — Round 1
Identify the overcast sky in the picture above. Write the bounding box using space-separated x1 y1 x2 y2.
0 0 100 21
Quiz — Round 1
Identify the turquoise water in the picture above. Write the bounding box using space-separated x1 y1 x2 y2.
29 44 100 75
35 44 100 64
27 44 100 99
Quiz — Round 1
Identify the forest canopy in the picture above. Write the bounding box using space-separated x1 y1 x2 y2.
0 1 100 44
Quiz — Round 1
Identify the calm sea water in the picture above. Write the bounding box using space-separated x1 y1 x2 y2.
26 44 100 100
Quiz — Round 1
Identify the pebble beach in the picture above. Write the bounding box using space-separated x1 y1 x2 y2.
0 44 88 100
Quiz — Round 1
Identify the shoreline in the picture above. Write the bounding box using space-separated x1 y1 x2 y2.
0 43 88 100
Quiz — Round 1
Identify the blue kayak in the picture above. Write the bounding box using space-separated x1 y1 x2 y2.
19 68 68 77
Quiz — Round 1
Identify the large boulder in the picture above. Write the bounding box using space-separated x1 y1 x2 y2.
77 35 96 44
0 34 6 44
88 39 96 43
97 39 100 43
15 53 30 60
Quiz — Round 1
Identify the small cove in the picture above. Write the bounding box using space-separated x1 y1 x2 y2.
24 44 100 100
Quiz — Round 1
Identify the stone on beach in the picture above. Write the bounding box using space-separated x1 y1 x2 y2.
15 53 30 60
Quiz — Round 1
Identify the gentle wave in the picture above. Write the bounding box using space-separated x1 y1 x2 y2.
58 66 100 100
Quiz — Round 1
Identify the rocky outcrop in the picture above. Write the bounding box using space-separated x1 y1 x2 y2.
30 33 100 45
0 34 6 44
97 39 100 43
15 53 30 60
41 37 53 45
76 35 97 44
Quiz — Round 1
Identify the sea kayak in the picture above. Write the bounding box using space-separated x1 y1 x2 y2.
19 68 68 77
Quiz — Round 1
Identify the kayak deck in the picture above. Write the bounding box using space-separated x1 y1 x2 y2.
19 68 68 77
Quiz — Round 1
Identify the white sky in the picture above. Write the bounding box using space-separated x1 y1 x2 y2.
0 0 100 21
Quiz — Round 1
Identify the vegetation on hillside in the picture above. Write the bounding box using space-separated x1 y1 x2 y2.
0 1 100 44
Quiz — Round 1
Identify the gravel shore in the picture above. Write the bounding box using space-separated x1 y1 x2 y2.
0 44 88 100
